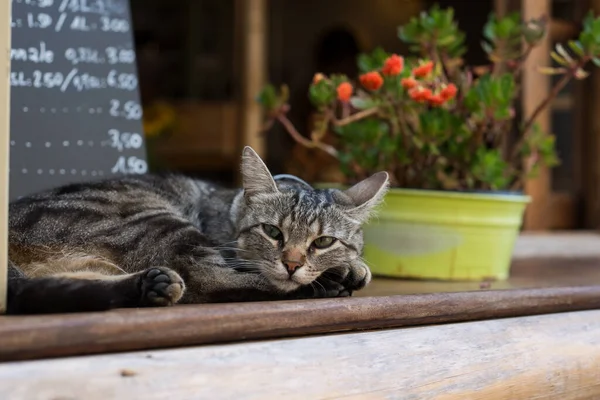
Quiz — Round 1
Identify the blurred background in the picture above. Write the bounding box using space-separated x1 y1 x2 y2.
132 0 593 231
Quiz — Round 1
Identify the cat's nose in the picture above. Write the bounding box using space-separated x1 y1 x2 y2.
282 249 305 277
283 260 303 276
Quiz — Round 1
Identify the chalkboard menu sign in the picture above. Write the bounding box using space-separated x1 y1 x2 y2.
9 0 147 200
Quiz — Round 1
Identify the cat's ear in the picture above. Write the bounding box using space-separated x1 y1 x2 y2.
241 146 278 200
343 172 389 223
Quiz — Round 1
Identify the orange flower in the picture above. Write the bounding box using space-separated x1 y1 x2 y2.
408 87 432 102
336 82 353 102
382 54 404 76
401 77 418 89
440 83 458 100
427 94 445 106
313 73 325 84
413 61 434 78
359 71 384 91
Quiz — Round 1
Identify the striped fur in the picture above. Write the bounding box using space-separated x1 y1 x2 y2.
7 147 388 314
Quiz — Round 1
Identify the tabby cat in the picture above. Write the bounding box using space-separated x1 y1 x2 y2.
7 147 388 314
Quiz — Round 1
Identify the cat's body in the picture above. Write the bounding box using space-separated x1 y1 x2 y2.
7 147 388 314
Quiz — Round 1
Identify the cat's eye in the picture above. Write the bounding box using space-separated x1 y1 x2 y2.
262 224 283 240
312 236 336 249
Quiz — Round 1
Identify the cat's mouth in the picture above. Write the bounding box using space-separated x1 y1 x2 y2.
271 277 302 292
264 266 305 292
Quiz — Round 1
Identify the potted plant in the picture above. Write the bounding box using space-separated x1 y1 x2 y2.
258 6 600 281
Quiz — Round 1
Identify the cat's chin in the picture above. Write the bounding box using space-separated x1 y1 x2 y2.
269 277 302 293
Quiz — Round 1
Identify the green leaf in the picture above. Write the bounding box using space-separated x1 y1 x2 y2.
555 44 574 64
583 10 595 32
308 80 335 108
357 47 389 73
579 31 595 54
256 84 278 110
350 97 378 110
471 148 510 190
593 57 600 67
481 40 494 55
568 40 585 57
496 18 514 39
593 19 600 41
396 4 466 57
550 51 569 66
523 18 547 45
538 66 568 75
483 13 496 41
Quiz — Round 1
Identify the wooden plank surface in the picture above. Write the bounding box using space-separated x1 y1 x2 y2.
0 0 11 313
361 257 600 296
2 309 600 399
2 284 600 363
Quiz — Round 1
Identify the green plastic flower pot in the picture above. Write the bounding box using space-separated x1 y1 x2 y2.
361 188 530 281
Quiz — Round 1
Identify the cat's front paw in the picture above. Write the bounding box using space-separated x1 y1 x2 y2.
139 267 185 307
344 262 372 291
308 275 351 298
321 262 371 295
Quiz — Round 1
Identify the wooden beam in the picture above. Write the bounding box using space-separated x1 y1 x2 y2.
522 0 552 230
584 0 600 229
0 0 11 312
238 0 267 157
2 310 600 398
2 285 600 362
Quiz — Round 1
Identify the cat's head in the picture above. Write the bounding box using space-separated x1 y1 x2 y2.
233 146 389 293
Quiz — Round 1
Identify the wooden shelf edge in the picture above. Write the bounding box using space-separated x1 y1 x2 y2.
2 309 600 399
2 285 600 362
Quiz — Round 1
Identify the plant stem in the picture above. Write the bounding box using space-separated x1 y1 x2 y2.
514 44 534 80
511 58 588 177
332 107 379 126
521 63 580 137
276 114 339 159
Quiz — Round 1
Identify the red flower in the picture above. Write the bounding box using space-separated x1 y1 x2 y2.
336 82 353 102
382 54 404 76
408 87 432 102
440 83 458 100
413 61 434 78
401 77 418 89
427 94 445 106
359 71 384 91
313 73 325 84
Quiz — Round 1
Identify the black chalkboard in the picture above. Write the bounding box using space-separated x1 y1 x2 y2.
9 0 146 200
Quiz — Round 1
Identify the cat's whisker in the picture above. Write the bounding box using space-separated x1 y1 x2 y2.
323 269 347 279
216 246 252 253
313 279 327 296
217 240 239 246
221 259 259 266
359 257 374 268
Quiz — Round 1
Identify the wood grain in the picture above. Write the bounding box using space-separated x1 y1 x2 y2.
2 310 600 399
238 0 267 157
522 0 552 230
360 257 600 296
0 0 11 313
2 285 600 363
585 0 600 229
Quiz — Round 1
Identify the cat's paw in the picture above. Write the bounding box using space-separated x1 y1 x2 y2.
316 276 352 298
320 263 371 295
139 267 185 307
344 263 372 291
